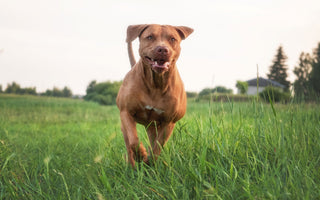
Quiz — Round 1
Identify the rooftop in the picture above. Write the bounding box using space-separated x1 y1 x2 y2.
246 77 285 88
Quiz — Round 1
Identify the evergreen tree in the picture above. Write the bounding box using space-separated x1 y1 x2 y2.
309 42 320 97
267 46 291 91
293 52 312 98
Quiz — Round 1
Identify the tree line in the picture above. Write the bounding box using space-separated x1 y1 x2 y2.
85 41 320 105
233 42 320 102
0 82 73 98
2 42 319 104
264 42 320 101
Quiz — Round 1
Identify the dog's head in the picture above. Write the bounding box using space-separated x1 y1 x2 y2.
127 24 193 73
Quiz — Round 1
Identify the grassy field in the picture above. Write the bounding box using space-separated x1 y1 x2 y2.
0 94 319 199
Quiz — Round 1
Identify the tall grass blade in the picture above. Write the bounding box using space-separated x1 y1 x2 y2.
1 153 15 172
267 88 277 118
100 167 112 193
54 170 71 200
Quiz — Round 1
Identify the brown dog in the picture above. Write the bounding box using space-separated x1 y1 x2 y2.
116 24 193 167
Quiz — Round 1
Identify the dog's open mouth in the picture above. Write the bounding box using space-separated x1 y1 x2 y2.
145 56 170 72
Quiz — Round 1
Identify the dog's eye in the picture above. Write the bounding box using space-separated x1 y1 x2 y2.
146 35 153 40
171 37 176 42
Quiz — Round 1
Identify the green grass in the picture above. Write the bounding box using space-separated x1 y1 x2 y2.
0 94 319 199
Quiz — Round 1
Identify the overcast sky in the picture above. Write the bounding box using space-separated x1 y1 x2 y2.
0 0 319 95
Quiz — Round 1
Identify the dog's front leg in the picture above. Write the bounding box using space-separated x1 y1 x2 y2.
120 111 147 167
147 122 175 162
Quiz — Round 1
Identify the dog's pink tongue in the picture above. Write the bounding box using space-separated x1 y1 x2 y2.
152 61 170 70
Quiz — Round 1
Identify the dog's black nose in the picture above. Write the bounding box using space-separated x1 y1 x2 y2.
155 46 169 55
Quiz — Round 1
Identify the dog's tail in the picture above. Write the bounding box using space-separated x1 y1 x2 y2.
127 42 136 68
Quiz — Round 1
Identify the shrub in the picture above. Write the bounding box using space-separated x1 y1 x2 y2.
186 91 198 98
84 80 122 105
199 86 233 97
259 86 291 103
197 93 255 102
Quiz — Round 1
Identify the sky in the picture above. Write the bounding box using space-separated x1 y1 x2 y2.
0 0 319 95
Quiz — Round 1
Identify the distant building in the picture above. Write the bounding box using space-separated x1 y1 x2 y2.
239 77 285 95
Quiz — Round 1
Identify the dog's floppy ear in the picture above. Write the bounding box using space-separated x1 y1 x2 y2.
126 24 149 67
175 26 194 40
126 24 149 43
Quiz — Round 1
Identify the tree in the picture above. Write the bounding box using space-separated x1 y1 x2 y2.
52 87 64 97
5 82 21 94
42 89 53 96
309 42 320 97
0 85 2 93
236 81 248 94
267 46 290 91
293 52 312 98
86 80 97 94
199 88 212 97
62 87 72 98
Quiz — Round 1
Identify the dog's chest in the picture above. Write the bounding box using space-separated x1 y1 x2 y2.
145 105 164 115
131 90 180 125
133 104 167 125
142 104 165 121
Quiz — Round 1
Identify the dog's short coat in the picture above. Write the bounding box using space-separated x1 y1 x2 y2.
116 24 193 167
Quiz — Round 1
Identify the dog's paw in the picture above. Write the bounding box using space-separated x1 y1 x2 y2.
130 142 148 163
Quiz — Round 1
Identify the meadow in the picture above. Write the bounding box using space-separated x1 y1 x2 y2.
0 94 319 199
